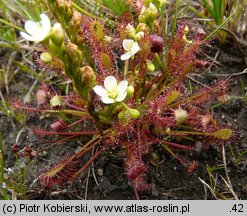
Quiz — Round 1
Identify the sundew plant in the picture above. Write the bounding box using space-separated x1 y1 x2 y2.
7 0 233 198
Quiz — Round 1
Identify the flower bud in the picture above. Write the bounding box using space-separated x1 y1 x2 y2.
138 3 158 30
117 110 132 121
174 108 187 124
50 95 63 109
146 60 155 72
50 23 64 46
126 86 134 98
76 30 86 47
79 66 96 89
56 0 73 22
118 110 126 120
40 52 53 63
127 108 141 119
70 11 82 37
137 23 149 33
126 24 144 41
66 42 82 70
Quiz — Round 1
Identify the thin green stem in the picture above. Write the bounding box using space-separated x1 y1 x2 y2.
71 2 96 19
154 53 164 70
188 6 208 19
160 3 167 44
0 18 24 31
121 102 129 111
204 13 235 41
171 0 179 37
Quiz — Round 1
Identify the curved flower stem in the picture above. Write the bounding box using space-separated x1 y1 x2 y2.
120 102 129 110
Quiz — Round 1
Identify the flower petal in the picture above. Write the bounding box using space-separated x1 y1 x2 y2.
101 97 115 104
120 52 132 61
40 14 51 30
104 76 117 92
130 42 140 55
20 31 36 41
117 80 128 95
25 20 39 35
93 86 108 97
122 39 134 51
116 92 127 102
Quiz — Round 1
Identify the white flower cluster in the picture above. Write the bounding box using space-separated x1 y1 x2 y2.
20 15 135 105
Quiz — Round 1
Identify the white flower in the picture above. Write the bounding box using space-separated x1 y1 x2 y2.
93 76 128 104
20 14 51 42
120 39 140 61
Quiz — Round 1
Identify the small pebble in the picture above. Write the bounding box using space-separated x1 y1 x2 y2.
98 168 103 176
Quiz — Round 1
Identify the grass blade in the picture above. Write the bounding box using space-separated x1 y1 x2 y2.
204 12 235 41
171 0 179 37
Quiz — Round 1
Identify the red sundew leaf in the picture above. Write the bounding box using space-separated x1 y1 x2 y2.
39 156 79 188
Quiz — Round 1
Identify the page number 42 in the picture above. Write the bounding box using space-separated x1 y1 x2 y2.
231 204 244 213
